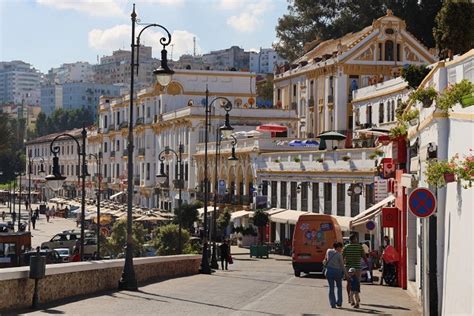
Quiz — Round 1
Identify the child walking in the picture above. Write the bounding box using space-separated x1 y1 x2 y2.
348 268 360 308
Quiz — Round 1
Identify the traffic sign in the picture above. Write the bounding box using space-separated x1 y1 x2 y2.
408 188 437 218
366 220 376 231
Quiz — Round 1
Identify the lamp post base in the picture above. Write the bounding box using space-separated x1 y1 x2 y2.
210 242 219 269
118 275 138 291
199 243 212 274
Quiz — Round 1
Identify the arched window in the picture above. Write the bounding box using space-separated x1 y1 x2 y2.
385 40 394 61
391 100 395 121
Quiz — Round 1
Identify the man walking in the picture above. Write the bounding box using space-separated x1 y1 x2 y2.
343 234 368 305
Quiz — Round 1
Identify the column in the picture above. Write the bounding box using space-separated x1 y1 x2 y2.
345 183 352 217
277 181 281 208
331 183 337 216
308 183 313 213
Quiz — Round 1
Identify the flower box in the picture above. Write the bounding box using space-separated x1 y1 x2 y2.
443 173 455 183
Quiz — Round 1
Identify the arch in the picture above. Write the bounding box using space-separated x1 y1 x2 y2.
385 40 394 61
166 81 184 95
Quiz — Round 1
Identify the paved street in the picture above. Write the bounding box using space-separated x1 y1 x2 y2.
0 203 77 248
11 248 421 316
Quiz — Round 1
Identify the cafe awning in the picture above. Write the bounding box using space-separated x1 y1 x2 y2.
230 210 253 221
256 124 288 133
110 191 125 200
270 210 308 225
331 215 353 232
350 195 395 228
197 206 215 217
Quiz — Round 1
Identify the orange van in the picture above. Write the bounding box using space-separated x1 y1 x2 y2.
292 214 343 277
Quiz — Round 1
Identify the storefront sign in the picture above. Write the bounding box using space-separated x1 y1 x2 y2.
382 207 398 228
374 176 389 203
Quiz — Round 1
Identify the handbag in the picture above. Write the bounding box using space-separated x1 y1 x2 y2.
322 251 336 277
228 255 233 264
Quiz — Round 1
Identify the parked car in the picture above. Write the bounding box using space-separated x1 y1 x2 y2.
21 249 63 265
54 248 71 263
73 238 97 259
41 232 81 251
0 223 10 233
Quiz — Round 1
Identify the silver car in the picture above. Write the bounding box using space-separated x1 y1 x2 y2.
54 248 71 262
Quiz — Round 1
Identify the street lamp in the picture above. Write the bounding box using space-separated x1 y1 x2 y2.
16 171 26 231
210 132 237 269
89 152 102 258
156 144 184 253
27 155 45 231
120 4 174 291
45 127 87 261
201 91 233 274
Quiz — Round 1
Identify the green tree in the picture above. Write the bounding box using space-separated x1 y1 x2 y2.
217 208 231 237
257 78 274 102
102 219 147 257
252 209 269 245
152 224 196 255
174 202 199 231
433 0 474 59
401 65 431 89
34 107 95 137
275 0 441 61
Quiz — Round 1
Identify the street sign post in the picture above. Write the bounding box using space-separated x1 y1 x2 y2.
366 220 376 231
408 188 437 218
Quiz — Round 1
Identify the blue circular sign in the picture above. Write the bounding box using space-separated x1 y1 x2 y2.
409 188 437 218
366 220 376 231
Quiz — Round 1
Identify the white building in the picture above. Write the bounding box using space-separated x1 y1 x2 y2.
0 61 42 106
249 48 287 74
273 10 436 139
45 62 95 84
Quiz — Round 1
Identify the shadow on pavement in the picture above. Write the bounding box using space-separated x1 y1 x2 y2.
212 273 327 289
362 303 411 311
336 307 382 314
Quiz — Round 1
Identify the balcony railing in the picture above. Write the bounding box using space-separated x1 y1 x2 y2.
136 117 144 126
138 148 145 156
110 151 115 158
327 95 334 104
119 121 129 129
133 176 140 186
122 149 128 157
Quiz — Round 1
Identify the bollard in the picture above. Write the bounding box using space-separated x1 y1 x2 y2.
29 247 46 308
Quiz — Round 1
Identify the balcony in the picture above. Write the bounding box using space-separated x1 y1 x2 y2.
327 95 334 104
133 176 140 186
138 148 145 156
119 121 128 130
122 149 128 157
110 151 115 158
135 117 144 126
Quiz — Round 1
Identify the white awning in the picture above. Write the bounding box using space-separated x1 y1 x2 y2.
350 195 395 227
270 210 308 225
197 206 215 217
110 191 125 199
331 216 353 232
230 210 253 221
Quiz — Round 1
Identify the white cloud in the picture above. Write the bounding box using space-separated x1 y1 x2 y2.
37 0 126 17
88 24 201 60
141 0 185 5
225 0 272 32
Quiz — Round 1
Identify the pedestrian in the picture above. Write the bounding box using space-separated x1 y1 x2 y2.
348 268 361 308
35 207 39 219
46 208 50 223
71 248 80 262
324 242 347 308
343 234 368 305
379 236 399 286
51 205 56 219
219 239 230 270
12 211 16 223
1 211 5 222
31 214 37 229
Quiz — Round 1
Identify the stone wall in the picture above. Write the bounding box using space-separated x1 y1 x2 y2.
0 255 201 311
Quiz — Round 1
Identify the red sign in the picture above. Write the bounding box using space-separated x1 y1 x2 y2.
408 188 437 218
382 207 398 227
366 220 376 231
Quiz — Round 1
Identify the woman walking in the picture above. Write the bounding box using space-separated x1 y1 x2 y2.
324 242 347 308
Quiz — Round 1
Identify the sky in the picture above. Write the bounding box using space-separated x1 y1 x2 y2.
0 0 288 73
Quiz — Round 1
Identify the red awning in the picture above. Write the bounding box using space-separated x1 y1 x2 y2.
256 124 288 133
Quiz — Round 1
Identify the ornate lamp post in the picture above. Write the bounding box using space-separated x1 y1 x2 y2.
210 133 238 269
89 152 102 258
120 4 174 291
156 144 184 253
200 90 233 273
45 127 87 260
27 155 45 231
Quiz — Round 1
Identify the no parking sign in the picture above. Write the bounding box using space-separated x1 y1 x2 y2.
408 188 437 218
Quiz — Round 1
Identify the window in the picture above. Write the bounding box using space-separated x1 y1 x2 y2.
280 181 287 208
301 182 308 212
262 181 268 196
379 103 384 123
396 44 401 61
146 106 151 118
104 115 108 128
351 193 360 217
367 106 372 125
146 163 150 180
277 89 281 101
337 184 345 216
271 181 277 207
116 140 120 151
366 184 375 208
378 43 383 60
391 100 395 121
385 40 394 61
290 182 297 210
324 183 332 214
312 183 320 213
104 142 108 153
293 84 297 97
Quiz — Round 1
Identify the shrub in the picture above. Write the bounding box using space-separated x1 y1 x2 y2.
410 87 438 107
437 79 474 113
401 64 430 89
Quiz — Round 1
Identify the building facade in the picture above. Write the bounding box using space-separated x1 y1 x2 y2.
202 46 249 71
45 62 95 85
0 61 42 106
273 10 436 139
249 48 287 74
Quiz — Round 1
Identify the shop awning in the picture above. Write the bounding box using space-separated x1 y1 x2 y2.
350 195 395 227
110 191 125 199
256 124 288 133
331 215 353 232
197 206 215 217
270 210 308 225
263 208 286 216
230 210 253 221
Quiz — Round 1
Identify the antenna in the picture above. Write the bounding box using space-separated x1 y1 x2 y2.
193 36 196 57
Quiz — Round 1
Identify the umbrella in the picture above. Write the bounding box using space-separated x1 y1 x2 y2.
317 131 347 150
289 140 304 147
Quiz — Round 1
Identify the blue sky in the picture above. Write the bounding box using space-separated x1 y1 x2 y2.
0 0 288 73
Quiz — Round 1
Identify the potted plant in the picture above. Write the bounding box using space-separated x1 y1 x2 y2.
389 123 408 139
402 108 420 126
368 153 378 160
454 152 474 189
341 155 351 161
425 159 456 188
293 157 301 163
437 80 474 112
274 159 280 163
317 157 324 163
410 87 438 108
374 149 384 157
